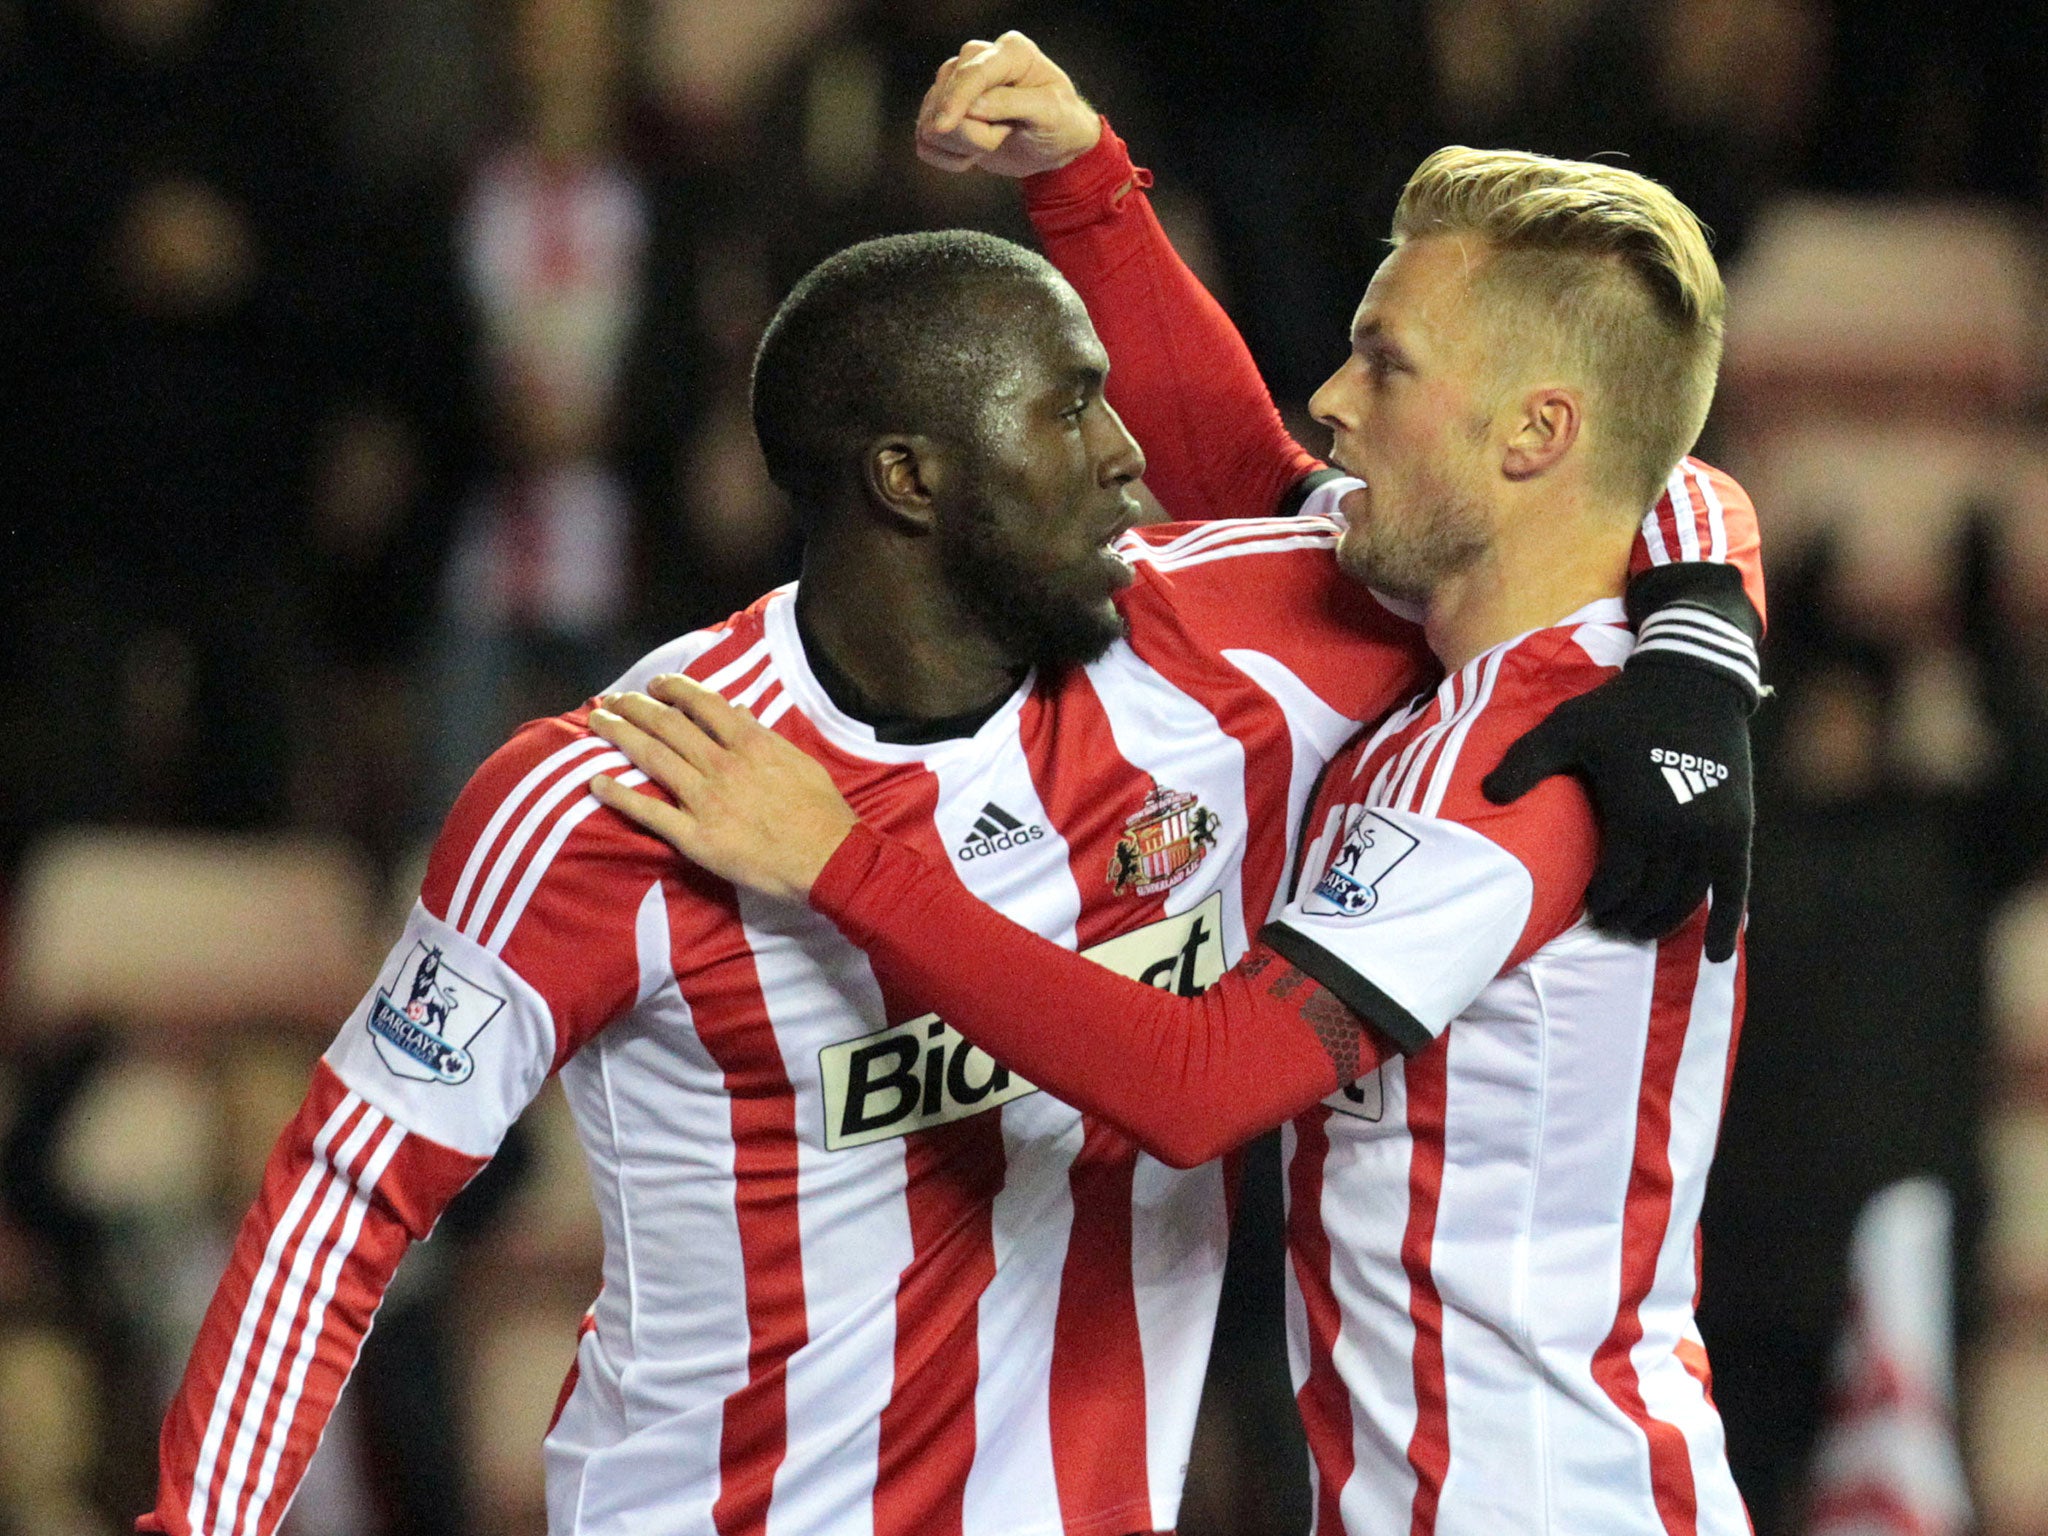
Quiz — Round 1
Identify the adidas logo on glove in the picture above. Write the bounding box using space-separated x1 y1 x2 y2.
1652 748 1729 805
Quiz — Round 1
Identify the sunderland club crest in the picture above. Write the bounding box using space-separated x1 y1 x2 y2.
366 941 506 1085
1108 783 1221 896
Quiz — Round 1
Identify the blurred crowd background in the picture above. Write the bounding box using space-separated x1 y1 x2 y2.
3 1 2047 1533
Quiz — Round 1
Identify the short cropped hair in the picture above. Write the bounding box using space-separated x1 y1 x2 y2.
1392 147 1725 511
752 230 1062 516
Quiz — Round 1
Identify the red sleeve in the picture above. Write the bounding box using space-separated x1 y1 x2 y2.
1432 642 1607 970
1261 631 1609 1047
1022 119 1320 523
419 709 670 1073
810 824 1396 1169
1635 457 1768 631
140 1062 485 1536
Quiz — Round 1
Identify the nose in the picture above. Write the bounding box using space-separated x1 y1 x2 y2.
1094 398 1146 487
1308 361 1353 433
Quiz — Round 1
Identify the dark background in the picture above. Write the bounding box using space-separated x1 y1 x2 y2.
3 2 2047 1533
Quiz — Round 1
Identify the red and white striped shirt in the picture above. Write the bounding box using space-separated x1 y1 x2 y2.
1272 600 1748 1536
144 490 1432 1536
143 458 1760 1536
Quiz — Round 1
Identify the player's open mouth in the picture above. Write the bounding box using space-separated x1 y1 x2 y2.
1328 450 1367 486
1099 543 1136 591
1097 500 1140 586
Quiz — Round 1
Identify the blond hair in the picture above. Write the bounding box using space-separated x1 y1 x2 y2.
1392 147 1725 512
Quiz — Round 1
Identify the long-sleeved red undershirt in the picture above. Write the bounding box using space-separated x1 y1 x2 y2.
1022 120 1320 523
812 822 1395 1169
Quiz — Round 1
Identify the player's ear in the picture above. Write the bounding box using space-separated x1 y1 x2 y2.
862 434 946 534
1500 386 1580 481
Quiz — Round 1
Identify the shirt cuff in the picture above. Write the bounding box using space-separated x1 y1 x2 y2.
1258 920 1435 1055
809 820 893 938
1021 115 1153 230
1631 603 1763 705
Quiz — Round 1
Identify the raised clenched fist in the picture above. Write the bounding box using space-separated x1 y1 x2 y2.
914 31 1101 179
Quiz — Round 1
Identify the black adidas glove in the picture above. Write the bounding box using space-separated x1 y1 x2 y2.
1483 563 1761 962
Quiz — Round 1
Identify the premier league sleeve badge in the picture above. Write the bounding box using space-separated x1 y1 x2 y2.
1306 809 1419 917
367 941 508 1086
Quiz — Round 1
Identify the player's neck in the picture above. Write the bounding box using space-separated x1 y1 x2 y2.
1422 494 1635 671
796 533 1030 729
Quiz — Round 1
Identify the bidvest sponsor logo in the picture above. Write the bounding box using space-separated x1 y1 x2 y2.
819 893 1227 1149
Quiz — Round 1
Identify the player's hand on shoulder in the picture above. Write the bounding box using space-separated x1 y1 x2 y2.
915 31 1101 177
1483 659 1754 963
587 677 858 904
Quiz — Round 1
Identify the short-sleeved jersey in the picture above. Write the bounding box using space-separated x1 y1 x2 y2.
1267 600 1749 1536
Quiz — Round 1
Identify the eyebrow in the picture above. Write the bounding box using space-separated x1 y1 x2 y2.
1352 318 1405 358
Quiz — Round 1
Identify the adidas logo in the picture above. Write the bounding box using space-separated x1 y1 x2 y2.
1652 748 1730 805
957 802 1047 860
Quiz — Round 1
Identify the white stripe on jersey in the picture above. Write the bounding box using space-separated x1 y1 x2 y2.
632 876 675 1006
963 1094 1079 1532
1137 514 1323 563
240 1118 406 1535
734 889 911 1536
1146 532 1341 573
1323 1094 1427 1536
732 660 780 711
1220 648 1364 924
446 736 612 932
1387 669 1477 814
203 1100 393 1536
703 637 773 693
1079 643 1250 1532
1348 701 1428 814
1635 955 1747 1536
547 879 753 1535
1685 463 1729 564
1641 480 1675 566
1131 1154 1229 1529
186 1093 372 1535
483 765 647 954
932 745 1078 1533
1572 623 1637 671
604 625 741 699
1416 649 1506 817
1671 470 1703 562
462 748 631 942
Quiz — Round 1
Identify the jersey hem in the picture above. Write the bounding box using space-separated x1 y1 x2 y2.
1052 1494 1164 1536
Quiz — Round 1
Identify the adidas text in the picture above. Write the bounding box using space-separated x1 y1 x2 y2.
1651 747 1729 804
957 802 1048 860
959 824 1046 859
